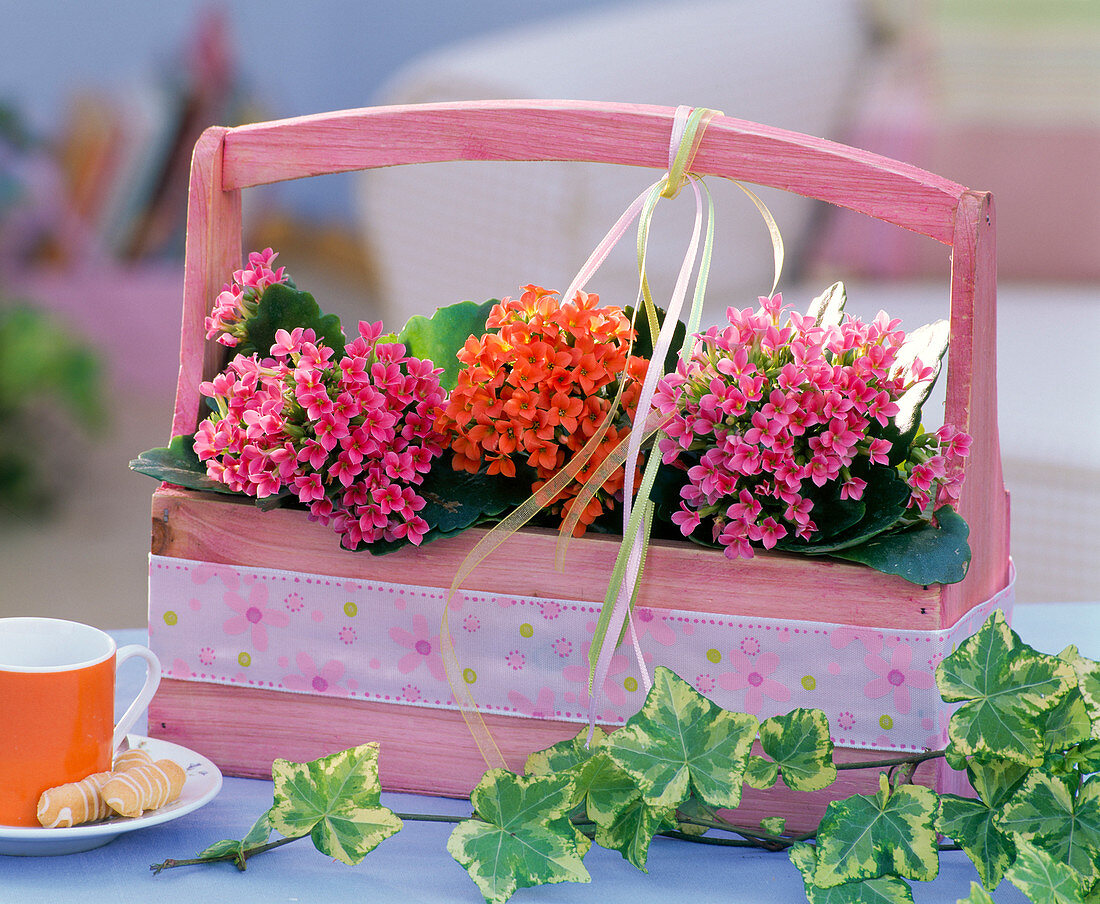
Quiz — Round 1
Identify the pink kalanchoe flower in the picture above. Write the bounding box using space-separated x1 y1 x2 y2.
649 288 966 558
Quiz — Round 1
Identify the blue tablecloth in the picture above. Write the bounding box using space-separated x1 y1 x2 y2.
4 602 1095 903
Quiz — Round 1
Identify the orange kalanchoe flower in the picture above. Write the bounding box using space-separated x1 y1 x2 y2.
437 285 649 533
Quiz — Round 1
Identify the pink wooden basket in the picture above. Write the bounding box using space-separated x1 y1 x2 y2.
149 100 1009 829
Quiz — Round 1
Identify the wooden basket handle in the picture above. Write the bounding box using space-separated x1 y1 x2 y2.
173 100 1007 615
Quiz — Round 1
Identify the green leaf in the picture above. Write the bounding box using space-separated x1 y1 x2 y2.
938 793 1016 890
936 609 1077 765
813 775 939 888
1062 645 1100 739
1005 840 1087 904
889 318 950 439
236 282 345 358
623 303 687 375
759 708 838 793
129 434 238 494
446 768 589 904
1042 687 1094 755
996 771 1100 889
967 757 1032 809
744 755 779 790
524 726 674 871
789 841 915 903
194 810 276 871
956 880 997 904
792 465 910 555
806 282 848 329
760 816 787 837
828 505 970 585
604 667 758 810
397 299 497 391
269 742 402 866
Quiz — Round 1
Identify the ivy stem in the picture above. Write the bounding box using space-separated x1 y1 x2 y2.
150 834 302 874
392 812 468 825
834 750 944 771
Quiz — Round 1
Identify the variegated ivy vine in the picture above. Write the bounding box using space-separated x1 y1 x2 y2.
152 610 1100 904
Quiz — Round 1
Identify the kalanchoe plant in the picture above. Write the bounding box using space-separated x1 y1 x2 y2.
436 284 649 535
192 318 447 550
152 610 1100 904
651 285 971 583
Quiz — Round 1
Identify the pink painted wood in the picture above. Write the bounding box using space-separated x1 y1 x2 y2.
155 100 1010 804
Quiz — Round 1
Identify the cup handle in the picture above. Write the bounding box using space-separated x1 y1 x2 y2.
112 645 162 751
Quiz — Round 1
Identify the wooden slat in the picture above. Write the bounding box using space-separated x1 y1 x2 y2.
149 677 938 834
152 486 946 630
221 100 965 244
171 127 241 439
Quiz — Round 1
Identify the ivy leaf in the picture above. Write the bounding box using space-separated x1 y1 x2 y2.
996 771 1100 889
604 667 758 810
194 810 276 871
936 609 1077 766
956 881 997 904
269 742 402 866
591 794 677 872
525 726 678 870
759 708 838 793
129 434 237 494
1005 840 1087 904
1042 686 1094 755
1062 645 1100 739
744 755 779 790
235 282 345 358
397 299 497 391
446 769 590 904
789 841 915 903
813 774 939 888
828 505 970 585
760 816 787 837
937 794 1016 890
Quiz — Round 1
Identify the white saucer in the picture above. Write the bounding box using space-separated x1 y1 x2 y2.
0 735 222 856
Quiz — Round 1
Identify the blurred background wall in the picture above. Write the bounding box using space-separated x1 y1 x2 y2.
1 0 1096 627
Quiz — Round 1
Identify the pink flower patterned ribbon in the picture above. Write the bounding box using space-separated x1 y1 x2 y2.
148 554 1014 752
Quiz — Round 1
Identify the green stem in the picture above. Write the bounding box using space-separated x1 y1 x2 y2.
393 812 468 825
150 834 302 874
835 749 944 771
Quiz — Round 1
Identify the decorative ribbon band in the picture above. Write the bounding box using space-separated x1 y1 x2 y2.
148 553 1014 753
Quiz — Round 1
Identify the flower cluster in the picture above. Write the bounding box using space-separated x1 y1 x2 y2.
902 423 972 514
204 248 288 347
652 294 970 559
436 285 649 534
194 320 447 549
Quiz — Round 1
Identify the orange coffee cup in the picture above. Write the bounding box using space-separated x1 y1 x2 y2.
0 618 161 827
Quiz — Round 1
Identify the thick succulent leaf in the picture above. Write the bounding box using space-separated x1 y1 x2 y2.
828 505 970 586
130 434 237 494
936 610 1077 765
813 776 939 888
889 318 950 437
237 282 346 358
806 281 847 329
446 769 589 904
623 303 687 375
996 772 1100 889
789 841 915 904
269 742 402 865
397 299 496 391
759 708 837 793
793 466 910 554
937 793 1016 890
1006 840 1087 904
744 755 779 790
604 667 758 810
366 464 532 555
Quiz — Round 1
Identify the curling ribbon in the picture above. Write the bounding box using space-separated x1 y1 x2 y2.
438 106 786 766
